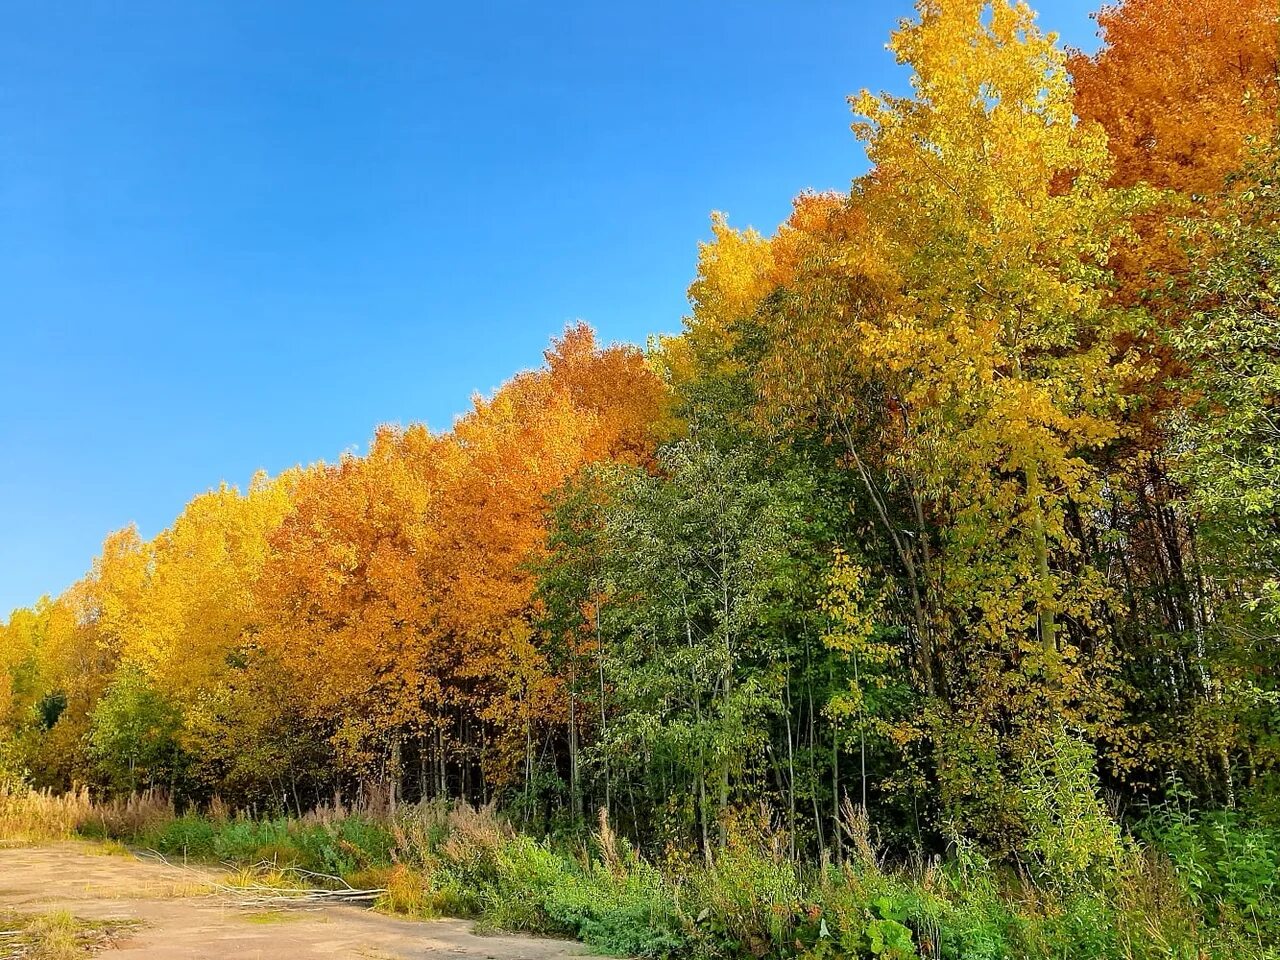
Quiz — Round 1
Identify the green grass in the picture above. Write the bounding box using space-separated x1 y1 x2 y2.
135 812 395 875
242 910 303 925
14 786 1278 960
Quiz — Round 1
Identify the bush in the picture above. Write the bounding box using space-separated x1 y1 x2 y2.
1144 806 1280 946
146 813 218 858
543 862 686 958
9 788 1280 960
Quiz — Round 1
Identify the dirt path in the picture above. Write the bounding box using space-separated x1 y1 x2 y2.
0 843 594 960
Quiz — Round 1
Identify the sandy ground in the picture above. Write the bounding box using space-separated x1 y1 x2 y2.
0 842 594 960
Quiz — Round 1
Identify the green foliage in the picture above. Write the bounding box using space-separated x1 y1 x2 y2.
145 813 218 857
568 438 833 850
542 860 687 958
134 812 395 875
1175 151 1280 626
1145 805 1280 944
1016 730 1129 889
87 667 186 794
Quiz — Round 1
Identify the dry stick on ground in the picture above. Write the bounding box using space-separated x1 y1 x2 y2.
134 850 387 908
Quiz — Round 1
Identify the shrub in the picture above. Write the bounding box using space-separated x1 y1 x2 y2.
146 813 218 858
543 862 686 958
1145 806 1280 946
9 788 1280 960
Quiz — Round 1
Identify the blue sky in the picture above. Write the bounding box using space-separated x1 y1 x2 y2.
0 0 1102 615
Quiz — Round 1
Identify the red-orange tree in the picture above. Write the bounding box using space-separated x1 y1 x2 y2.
257 325 665 801
1070 0 1278 194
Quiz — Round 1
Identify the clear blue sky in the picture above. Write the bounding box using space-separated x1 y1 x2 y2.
0 0 1101 616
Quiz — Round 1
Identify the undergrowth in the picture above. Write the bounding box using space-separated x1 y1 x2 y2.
2 787 1278 960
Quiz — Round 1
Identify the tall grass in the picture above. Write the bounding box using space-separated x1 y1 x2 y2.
0 786 172 843
1 787 1276 959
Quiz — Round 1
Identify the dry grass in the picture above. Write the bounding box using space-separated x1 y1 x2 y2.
83 840 131 858
0 789 93 843
347 864 440 919
242 910 302 925
0 910 139 959
436 800 512 866
23 912 81 960
0 788 172 846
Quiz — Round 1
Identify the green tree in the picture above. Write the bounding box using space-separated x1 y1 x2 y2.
589 441 819 855
1168 150 1280 800
88 666 186 794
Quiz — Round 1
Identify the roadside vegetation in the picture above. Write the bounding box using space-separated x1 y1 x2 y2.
2 0 1279 957
5 787 1280 959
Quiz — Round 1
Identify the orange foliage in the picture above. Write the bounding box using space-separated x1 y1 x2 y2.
1070 0 1279 193
256 325 665 786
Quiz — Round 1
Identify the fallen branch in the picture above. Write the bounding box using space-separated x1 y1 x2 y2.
135 849 386 908
206 883 386 908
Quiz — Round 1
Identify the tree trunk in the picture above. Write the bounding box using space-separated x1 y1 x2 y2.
569 659 580 819
596 601 610 817
831 662 841 864
784 652 797 861
389 734 401 816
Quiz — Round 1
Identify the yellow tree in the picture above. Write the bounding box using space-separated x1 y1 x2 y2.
0 599 67 780
845 0 1141 839
0 605 41 729
122 474 307 799
669 0 1142 844
116 474 296 700
15 529 148 789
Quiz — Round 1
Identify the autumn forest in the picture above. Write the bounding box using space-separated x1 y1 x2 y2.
3 0 1279 957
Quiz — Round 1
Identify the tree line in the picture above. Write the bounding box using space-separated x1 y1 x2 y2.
2 0 1278 870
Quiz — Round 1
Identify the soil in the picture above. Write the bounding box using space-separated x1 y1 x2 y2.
0 842 595 960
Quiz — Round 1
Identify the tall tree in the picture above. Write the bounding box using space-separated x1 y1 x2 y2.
1070 0 1279 194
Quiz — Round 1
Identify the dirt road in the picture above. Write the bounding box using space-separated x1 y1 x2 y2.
0 843 593 960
